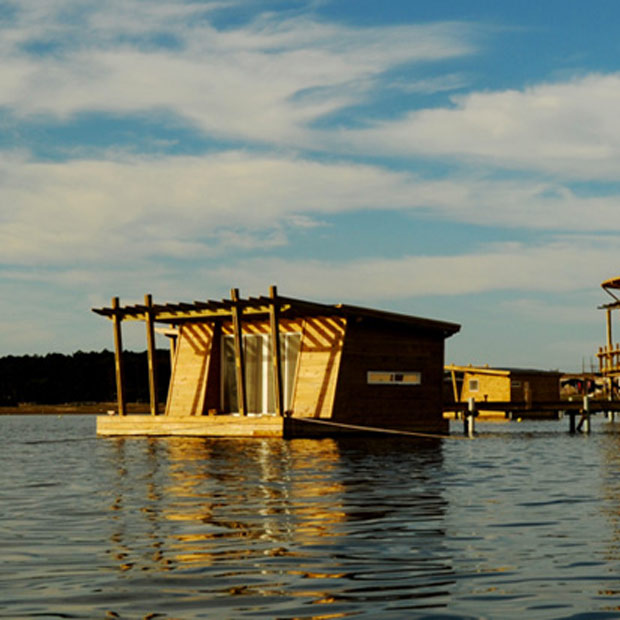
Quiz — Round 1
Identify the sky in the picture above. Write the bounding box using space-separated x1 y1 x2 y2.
2 0 620 372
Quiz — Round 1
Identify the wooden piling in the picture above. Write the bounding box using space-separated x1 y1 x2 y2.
568 411 577 433
464 397 476 438
582 394 591 433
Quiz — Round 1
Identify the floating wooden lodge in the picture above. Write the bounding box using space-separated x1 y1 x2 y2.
597 276 620 397
93 287 460 437
445 364 561 418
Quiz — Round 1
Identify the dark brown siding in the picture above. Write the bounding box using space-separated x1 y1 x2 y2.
331 318 448 433
510 372 560 402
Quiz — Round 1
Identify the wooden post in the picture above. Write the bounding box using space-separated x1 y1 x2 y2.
111 296 126 416
144 294 159 416
269 285 284 417
169 324 177 366
231 288 247 416
450 368 459 402
601 308 614 371
464 397 476 438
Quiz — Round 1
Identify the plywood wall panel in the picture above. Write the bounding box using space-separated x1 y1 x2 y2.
291 316 345 419
165 323 214 416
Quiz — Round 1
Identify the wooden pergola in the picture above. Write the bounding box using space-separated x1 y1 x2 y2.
93 286 299 418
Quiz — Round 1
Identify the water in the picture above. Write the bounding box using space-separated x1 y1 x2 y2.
2 415 620 619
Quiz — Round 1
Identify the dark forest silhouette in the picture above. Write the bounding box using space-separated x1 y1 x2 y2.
0 350 171 405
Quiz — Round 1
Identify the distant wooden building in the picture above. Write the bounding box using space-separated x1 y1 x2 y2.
445 364 561 417
597 276 620 397
93 287 460 437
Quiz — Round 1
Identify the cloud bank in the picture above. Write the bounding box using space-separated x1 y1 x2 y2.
0 1 617 366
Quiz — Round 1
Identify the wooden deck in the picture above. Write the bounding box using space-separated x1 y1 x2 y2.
97 414 285 437
96 414 446 438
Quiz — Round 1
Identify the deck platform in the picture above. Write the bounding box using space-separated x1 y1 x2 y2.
96 414 444 438
97 414 285 437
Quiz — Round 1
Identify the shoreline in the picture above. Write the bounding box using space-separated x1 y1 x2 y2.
0 403 155 415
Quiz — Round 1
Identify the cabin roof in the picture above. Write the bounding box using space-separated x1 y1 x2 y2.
93 291 460 337
600 276 620 309
602 276 620 290
446 364 561 376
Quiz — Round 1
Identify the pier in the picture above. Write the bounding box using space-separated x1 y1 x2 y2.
445 396 620 435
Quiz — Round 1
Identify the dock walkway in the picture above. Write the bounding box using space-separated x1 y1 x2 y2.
446 396 620 435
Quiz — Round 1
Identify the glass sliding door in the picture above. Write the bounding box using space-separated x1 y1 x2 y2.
221 333 301 414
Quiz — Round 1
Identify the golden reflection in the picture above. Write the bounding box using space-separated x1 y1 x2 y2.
107 436 348 574
161 437 348 567
105 434 449 616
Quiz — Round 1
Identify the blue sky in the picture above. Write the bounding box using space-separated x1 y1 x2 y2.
2 0 620 372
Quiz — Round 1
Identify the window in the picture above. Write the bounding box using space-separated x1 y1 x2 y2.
468 379 479 392
367 371 421 385
222 333 301 414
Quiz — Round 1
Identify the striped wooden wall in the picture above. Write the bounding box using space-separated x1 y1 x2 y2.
220 318 303 336
291 316 346 419
165 323 214 416
165 316 345 418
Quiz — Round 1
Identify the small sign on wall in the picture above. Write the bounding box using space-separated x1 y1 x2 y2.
367 371 421 385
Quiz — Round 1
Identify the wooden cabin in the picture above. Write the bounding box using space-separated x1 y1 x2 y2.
94 287 460 437
445 364 561 418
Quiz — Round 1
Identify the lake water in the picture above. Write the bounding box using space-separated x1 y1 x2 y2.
3 415 620 619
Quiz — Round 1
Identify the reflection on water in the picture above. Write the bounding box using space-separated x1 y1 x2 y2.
4 415 620 618
104 435 453 618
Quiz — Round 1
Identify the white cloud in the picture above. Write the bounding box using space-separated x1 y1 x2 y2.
499 298 597 324
0 150 417 264
209 238 620 301
3 150 620 267
341 73 620 180
0 2 477 146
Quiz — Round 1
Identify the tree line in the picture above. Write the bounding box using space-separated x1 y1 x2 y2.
0 350 171 405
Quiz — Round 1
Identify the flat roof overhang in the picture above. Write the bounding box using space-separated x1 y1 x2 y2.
601 276 620 307
93 291 461 338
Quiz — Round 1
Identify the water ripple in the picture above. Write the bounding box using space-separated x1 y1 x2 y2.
3 416 620 618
